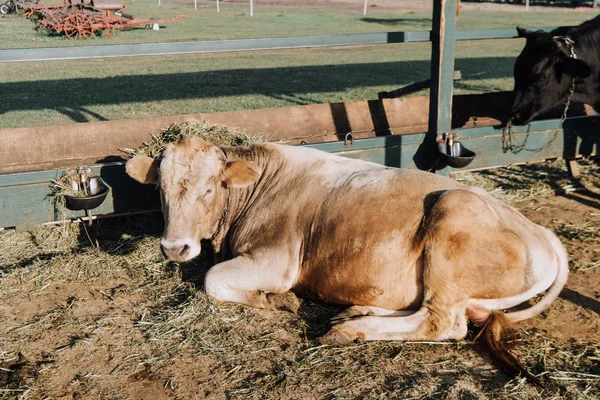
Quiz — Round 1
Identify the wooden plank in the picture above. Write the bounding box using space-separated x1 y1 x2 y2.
0 114 594 187
1 115 598 229
5 91 592 175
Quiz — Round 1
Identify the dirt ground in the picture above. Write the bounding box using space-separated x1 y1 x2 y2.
0 158 599 400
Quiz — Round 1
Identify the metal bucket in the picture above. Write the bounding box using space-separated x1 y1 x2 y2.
437 135 476 169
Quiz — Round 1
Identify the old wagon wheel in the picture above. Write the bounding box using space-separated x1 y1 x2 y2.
63 10 93 39
23 7 36 18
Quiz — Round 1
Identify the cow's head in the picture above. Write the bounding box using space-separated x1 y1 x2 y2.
509 27 591 125
126 137 262 262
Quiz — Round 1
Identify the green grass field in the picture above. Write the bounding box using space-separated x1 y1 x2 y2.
0 1 596 128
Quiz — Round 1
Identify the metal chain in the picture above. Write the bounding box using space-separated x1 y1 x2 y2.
503 37 577 154
560 37 577 125
502 123 560 154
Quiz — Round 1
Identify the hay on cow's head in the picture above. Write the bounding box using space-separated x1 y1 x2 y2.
132 121 262 159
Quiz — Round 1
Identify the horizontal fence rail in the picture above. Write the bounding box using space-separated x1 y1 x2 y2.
0 27 560 63
1 115 597 230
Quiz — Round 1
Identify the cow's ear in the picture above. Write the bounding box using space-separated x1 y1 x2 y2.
126 155 159 185
561 57 592 79
516 26 532 38
222 160 262 188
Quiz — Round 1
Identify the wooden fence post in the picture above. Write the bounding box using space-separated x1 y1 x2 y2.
425 0 457 170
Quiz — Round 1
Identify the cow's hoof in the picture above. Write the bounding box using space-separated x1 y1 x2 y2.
319 328 355 345
266 292 300 314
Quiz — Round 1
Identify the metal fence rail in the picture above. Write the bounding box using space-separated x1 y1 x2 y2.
0 26 559 63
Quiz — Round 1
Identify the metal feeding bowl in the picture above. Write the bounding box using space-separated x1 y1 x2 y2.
437 141 476 169
64 177 109 210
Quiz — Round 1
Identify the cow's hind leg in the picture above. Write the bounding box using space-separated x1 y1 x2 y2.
323 189 526 344
322 304 468 344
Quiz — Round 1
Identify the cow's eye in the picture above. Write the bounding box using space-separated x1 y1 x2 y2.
206 189 213 195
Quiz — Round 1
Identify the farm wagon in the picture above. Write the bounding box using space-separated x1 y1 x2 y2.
0 0 598 230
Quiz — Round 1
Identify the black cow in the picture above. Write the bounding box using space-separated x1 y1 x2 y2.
510 15 600 125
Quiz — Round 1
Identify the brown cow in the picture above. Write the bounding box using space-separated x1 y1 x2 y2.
127 137 568 382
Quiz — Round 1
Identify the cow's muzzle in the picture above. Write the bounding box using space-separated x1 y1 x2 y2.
509 111 533 126
160 238 201 262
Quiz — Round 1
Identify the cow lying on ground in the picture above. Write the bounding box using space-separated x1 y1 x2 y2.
510 15 600 125
127 137 568 383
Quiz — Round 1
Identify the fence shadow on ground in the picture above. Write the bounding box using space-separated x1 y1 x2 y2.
475 160 600 210
0 57 516 125
75 211 164 255
560 288 600 316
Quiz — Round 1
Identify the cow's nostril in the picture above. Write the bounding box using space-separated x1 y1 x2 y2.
179 244 190 256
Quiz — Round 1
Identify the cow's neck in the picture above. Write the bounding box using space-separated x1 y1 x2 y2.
567 20 600 108
211 144 282 252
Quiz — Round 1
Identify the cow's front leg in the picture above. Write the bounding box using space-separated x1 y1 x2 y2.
204 251 300 312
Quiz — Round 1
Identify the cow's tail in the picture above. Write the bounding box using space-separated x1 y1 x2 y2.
467 310 543 386
466 235 569 387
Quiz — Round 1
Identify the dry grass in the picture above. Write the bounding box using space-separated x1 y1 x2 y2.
131 121 262 159
453 158 600 205
1 159 599 399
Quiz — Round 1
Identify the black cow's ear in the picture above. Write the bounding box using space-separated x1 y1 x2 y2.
517 26 532 38
561 57 592 79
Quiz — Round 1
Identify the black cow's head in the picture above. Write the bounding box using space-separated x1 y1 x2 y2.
509 27 591 125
